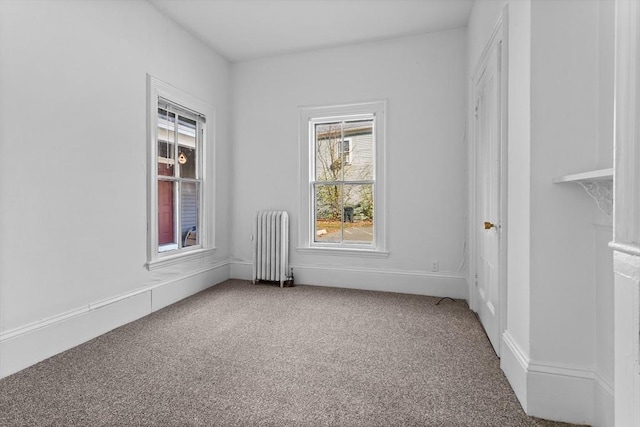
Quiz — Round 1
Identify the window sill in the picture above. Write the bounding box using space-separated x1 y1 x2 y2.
146 247 217 270
296 246 389 258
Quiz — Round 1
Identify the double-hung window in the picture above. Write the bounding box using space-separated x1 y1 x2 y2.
156 101 202 252
299 101 388 256
147 75 215 269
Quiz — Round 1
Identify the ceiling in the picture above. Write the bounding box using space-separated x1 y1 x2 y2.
148 0 474 63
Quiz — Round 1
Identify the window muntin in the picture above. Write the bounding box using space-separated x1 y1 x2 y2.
311 116 375 246
156 100 203 254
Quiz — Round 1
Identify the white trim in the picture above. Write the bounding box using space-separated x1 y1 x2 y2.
500 331 529 411
502 330 529 370
230 261 467 298
299 100 387 255
146 247 218 270
293 263 466 279
609 241 640 257
612 0 640 249
296 246 389 258
0 260 230 341
527 366 594 425
501 331 614 426
552 168 614 183
612 2 640 424
528 360 595 380
613 249 640 281
146 74 216 268
0 261 230 378
595 371 615 399
594 372 615 427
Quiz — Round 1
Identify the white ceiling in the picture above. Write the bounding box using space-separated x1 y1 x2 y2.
148 0 474 63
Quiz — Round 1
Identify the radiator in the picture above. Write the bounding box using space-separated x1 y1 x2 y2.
253 210 291 287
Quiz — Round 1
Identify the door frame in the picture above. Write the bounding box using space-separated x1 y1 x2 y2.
469 6 509 357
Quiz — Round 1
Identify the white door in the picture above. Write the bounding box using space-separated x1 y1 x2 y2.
474 39 502 355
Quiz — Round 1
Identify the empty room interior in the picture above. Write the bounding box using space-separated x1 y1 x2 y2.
1 0 639 426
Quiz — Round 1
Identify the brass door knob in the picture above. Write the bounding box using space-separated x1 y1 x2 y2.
484 221 495 230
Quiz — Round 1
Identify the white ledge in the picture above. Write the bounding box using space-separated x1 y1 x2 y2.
146 247 217 270
552 168 613 183
553 168 613 217
609 242 640 257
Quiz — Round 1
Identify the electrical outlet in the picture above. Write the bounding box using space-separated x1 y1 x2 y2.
431 261 439 272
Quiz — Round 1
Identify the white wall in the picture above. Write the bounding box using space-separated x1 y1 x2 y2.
230 29 468 297
0 0 232 377
468 1 615 425
529 2 614 424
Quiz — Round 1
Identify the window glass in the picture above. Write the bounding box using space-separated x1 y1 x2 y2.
177 115 197 179
180 181 199 246
158 180 176 248
312 117 375 245
157 108 175 177
343 120 373 181
314 183 343 242
343 183 373 244
315 122 343 182
155 102 203 253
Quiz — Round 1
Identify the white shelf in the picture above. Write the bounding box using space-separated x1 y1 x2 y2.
553 168 613 217
552 168 613 184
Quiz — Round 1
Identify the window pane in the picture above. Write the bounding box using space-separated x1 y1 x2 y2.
157 141 175 177
314 183 342 242
343 120 374 181
181 181 199 247
343 184 374 244
158 108 176 177
158 180 176 248
178 115 197 179
315 122 343 182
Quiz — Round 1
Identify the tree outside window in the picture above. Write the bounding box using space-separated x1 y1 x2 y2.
313 119 374 244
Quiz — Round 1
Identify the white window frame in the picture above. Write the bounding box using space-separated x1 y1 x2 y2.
298 100 388 257
146 75 216 269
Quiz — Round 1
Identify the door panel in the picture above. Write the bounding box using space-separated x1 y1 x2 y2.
474 41 502 355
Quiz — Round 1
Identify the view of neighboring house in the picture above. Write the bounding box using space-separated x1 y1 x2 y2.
314 120 374 243
157 107 200 251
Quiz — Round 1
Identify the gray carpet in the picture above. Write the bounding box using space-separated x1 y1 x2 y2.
0 280 579 426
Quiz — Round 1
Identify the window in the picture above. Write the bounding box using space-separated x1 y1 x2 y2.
156 102 202 253
147 75 215 269
299 101 388 256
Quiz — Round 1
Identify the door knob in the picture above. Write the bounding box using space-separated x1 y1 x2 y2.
484 221 495 230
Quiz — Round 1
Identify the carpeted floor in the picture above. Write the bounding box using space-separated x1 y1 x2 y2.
0 280 580 426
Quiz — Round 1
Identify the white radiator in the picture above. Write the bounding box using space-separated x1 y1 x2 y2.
253 210 291 287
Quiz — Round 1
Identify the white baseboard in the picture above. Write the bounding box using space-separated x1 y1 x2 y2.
230 260 252 281
0 261 230 379
501 331 529 412
151 262 230 311
230 261 468 299
593 373 615 427
527 361 594 425
501 331 614 426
